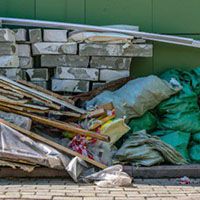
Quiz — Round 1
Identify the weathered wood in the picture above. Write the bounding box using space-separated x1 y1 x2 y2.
0 76 85 114
17 79 74 105
81 108 106 119
0 105 110 142
0 88 24 98
0 120 107 169
49 110 81 118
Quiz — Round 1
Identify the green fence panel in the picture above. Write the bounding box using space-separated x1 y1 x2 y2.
153 0 200 34
85 0 152 32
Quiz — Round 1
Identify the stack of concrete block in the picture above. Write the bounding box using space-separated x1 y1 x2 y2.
0 29 21 80
37 29 153 93
0 28 153 93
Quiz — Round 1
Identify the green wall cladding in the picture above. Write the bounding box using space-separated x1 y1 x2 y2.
0 0 200 77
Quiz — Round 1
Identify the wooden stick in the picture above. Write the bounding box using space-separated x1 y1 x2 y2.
0 105 110 142
0 76 85 114
0 120 107 169
17 79 74 105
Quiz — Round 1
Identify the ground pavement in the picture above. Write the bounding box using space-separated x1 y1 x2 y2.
0 178 200 200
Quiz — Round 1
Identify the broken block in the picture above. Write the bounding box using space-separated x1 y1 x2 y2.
25 68 49 81
13 29 27 42
19 57 33 68
55 67 99 81
79 43 153 57
29 29 42 43
0 68 22 80
17 44 31 57
30 80 48 89
90 56 132 70
99 69 130 82
41 55 89 68
0 29 15 42
32 42 77 55
52 79 90 92
0 56 19 68
43 29 68 42
0 43 17 55
92 82 106 90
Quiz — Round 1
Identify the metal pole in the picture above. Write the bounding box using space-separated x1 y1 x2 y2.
1 17 200 48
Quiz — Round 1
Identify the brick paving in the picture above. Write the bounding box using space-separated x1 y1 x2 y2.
0 178 199 199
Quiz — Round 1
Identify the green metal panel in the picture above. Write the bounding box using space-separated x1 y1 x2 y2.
35 0 67 22
85 0 152 32
153 0 200 34
153 35 200 75
0 0 35 19
67 0 85 23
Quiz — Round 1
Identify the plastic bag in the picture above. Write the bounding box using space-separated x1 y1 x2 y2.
86 75 181 121
84 165 132 187
189 144 200 163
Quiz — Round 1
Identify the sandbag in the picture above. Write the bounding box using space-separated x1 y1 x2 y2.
151 130 191 160
157 70 200 133
86 75 181 121
128 112 157 132
191 132 200 143
114 130 186 166
189 144 200 163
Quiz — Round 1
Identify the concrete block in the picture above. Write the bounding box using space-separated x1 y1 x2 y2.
90 56 132 70
25 68 49 81
0 56 19 68
100 69 130 82
13 29 27 42
0 68 22 80
41 55 89 67
19 57 33 69
32 42 77 55
17 44 31 57
30 81 48 89
0 43 17 55
79 43 153 57
92 82 106 90
29 29 42 43
52 79 89 92
0 29 15 42
43 29 68 42
55 67 99 81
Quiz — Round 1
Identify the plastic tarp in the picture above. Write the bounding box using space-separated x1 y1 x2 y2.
151 130 190 160
86 75 182 121
114 130 186 166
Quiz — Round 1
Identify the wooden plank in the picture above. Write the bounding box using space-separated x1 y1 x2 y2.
0 120 107 169
17 79 74 105
0 105 110 142
0 76 85 114
0 80 60 110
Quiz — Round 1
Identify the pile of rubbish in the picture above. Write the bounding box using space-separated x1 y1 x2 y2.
1 66 200 183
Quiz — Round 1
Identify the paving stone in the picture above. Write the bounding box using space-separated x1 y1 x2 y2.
32 42 77 55
19 56 33 68
99 69 129 81
43 29 68 42
41 55 89 68
13 29 27 42
0 55 19 68
0 43 17 55
79 43 153 57
29 29 42 43
90 56 132 70
53 197 82 200
25 68 49 81
17 44 31 57
52 79 89 92
0 68 22 80
55 67 99 81
0 29 15 42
